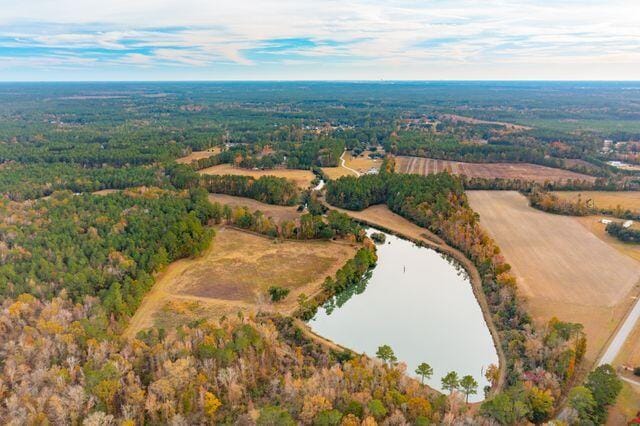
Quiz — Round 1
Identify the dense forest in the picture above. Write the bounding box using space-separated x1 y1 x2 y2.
0 188 215 321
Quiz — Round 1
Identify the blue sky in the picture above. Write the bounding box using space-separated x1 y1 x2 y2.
1 0 639 81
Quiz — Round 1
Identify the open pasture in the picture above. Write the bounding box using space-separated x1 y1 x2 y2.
198 163 315 188
468 191 640 363
125 227 357 335
397 156 595 183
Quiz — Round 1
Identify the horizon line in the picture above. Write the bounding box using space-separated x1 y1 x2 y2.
1 79 640 83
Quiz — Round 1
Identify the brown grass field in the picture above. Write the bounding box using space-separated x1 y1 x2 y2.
322 151 382 179
467 191 640 364
321 166 356 180
344 151 382 173
124 227 357 336
198 163 315 188
397 156 595 183
551 191 640 213
175 147 221 164
208 193 301 223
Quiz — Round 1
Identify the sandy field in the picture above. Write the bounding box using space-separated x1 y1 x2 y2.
124 227 357 336
199 163 315 188
467 191 640 364
397 156 595 183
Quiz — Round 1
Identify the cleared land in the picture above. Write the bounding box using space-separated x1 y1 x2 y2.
322 166 357 180
198 163 315 188
576 216 640 263
322 151 382 179
124 227 357 336
468 191 640 364
175 147 221 164
344 151 382 173
440 114 532 131
208 193 300 223
397 156 595 183
551 191 640 213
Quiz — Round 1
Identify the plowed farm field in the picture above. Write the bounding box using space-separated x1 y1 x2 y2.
397 156 595 183
468 191 640 364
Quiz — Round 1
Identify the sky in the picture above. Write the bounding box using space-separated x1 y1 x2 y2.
1 0 639 81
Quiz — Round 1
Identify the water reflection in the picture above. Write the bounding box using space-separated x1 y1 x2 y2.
308 229 498 402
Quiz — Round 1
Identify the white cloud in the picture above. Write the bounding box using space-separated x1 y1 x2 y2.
0 0 639 79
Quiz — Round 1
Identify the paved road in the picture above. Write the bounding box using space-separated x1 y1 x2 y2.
598 295 640 366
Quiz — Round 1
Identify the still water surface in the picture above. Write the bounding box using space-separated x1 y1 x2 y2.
308 230 498 401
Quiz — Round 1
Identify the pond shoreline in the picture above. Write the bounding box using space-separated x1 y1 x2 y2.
322 202 507 397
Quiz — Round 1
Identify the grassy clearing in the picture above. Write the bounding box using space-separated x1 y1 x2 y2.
207 193 300 223
175 147 222 164
344 151 382 173
124 227 357 336
198 163 315 188
552 191 640 213
468 191 640 364
322 166 356 180
397 156 595 183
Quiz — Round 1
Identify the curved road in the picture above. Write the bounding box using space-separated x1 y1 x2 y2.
340 151 361 176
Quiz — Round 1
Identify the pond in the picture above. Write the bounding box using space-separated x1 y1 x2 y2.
308 229 498 402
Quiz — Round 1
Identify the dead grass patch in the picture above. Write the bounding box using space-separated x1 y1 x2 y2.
124 227 357 336
175 147 222 164
208 193 300 223
198 163 314 188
